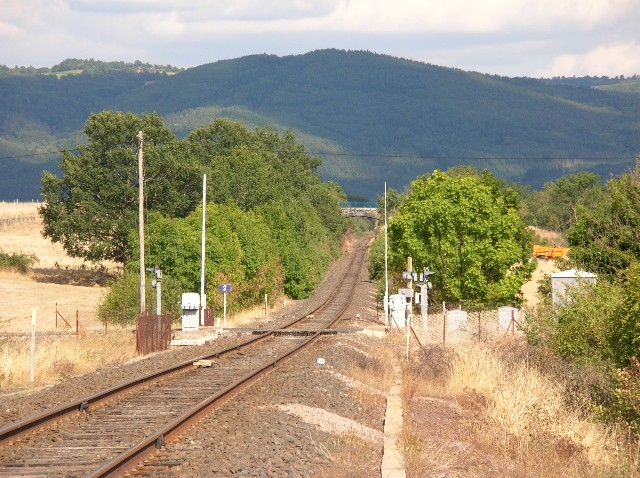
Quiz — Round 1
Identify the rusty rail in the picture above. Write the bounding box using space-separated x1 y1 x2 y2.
0 238 369 477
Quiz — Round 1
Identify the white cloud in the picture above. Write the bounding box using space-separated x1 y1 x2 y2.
538 42 640 77
0 20 25 39
1 0 639 75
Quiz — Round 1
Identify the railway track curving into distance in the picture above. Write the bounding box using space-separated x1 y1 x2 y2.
0 238 370 477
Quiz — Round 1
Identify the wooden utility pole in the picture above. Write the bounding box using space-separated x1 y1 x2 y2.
137 131 146 314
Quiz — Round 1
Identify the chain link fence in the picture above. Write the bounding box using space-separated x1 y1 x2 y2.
408 303 523 347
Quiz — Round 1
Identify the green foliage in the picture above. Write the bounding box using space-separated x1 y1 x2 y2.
523 172 602 232
524 266 640 369
43 115 345 313
384 169 533 305
39 111 202 263
0 250 38 272
609 263 640 367
347 217 373 237
376 187 403 219
567 160 640 275
257 198 337 299
97 271 183 324
5 50 640 201
531 282 623 364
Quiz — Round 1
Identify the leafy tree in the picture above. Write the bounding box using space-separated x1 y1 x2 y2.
377 187 403 219
567 160 640 275
385 170 534 305
39 111 202 263
523 172 602 232
257 198 334 299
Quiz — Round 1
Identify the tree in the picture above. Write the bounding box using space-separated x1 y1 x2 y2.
39 111 201 263
376 187 403 219
567 160 640 275
524 172 602 232
387 170 534 305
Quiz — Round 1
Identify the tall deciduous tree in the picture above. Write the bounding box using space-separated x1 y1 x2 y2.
387 169 533 305
39 111 201 263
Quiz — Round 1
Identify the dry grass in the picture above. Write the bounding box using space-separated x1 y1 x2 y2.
0 329 136 390
0 203 134 392
401 340 640 477
346 337 397 397
313 435 382 478
0 201 40 220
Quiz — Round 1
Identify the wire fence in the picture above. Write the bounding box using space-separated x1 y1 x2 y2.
403 303 523 347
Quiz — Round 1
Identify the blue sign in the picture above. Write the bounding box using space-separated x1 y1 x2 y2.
217 284 232 293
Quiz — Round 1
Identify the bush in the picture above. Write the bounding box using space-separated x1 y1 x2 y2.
98 271 183 324
611 357 640 437
0 250 38 272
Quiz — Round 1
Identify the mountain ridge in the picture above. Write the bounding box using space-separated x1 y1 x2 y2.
2 49 640 200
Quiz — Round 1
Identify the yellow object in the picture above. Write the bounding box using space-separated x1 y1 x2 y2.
533 245 569 259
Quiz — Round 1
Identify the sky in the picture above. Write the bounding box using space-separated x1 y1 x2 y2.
2 0 640 78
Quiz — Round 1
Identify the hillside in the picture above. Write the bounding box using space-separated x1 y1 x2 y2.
2 49 640 200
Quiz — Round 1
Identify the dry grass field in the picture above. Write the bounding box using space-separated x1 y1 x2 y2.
0 202 112 333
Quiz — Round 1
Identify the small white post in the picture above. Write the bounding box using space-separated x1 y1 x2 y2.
264 294 268 320
30 308 36 385
223 291 227 328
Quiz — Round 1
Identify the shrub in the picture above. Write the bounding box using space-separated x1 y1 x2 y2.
611 356 640 437
0 250 38 272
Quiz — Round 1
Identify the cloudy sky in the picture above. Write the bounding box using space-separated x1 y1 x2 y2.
2 0 639 78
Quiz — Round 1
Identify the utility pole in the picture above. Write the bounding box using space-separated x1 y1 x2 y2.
137 131 145 314
384 182 389 327
200 174 206 326
405 256 412 359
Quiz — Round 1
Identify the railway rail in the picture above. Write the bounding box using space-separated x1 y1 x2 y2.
0 238 369 477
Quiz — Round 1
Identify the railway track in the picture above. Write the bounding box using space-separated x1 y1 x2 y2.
0 238 370 477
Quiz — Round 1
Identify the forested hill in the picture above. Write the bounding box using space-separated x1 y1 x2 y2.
2 49 640 200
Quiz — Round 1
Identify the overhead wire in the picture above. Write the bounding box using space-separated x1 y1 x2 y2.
0 146 635 163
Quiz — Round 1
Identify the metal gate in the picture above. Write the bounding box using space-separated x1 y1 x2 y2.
135 312 172 355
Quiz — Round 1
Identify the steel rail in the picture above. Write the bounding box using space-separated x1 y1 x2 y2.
0 238 368 446
88 243 363 477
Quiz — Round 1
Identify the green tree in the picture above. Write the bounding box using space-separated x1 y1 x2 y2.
186 120 324 213
377 187 403 219
257 198 334 299
567 160 640 275
39 111 201 263
524 172 602 232
609 263 640 367
385 170 533 305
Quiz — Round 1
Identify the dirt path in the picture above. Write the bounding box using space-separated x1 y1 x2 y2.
521 258 559 308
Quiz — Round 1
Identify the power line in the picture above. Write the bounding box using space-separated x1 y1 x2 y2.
0 147 635 163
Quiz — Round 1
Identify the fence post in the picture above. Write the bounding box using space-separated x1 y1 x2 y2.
135 315 139 355
442 302 447 346
478 312 481 341
76 310 79 338
511 310 515 336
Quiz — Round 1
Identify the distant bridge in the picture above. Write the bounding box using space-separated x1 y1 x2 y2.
339 202 379 219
